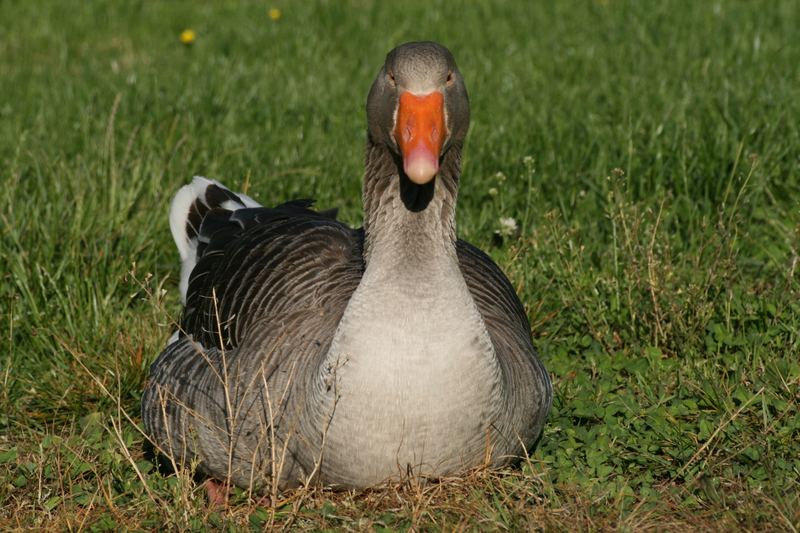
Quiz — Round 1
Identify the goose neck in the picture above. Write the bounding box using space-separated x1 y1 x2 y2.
361 142 461 267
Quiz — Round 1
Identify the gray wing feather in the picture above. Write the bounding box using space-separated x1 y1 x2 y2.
142 203 363 487
457 240 552 450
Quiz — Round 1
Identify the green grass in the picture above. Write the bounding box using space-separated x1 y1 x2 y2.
2 0 799 530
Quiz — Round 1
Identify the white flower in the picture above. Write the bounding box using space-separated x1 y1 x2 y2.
498 216 518 236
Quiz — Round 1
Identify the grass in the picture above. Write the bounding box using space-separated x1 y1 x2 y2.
1 0 799 530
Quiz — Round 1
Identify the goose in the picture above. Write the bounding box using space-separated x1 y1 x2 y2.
142 41 551 491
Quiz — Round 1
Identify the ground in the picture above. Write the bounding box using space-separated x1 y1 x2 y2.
1 0 799 530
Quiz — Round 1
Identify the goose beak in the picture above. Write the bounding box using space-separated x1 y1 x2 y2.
394 91 446 185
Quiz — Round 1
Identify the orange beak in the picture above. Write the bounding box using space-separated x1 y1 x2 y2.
394 91 446 185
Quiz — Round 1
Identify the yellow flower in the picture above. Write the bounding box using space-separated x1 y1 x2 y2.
268 7 281 21
179 29 196 45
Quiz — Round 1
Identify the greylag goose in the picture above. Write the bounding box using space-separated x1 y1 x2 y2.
142 41 551 491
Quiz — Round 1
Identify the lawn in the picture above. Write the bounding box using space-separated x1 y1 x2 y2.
1 0 799 530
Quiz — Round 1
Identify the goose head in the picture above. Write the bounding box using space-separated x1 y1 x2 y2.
366 41 470 186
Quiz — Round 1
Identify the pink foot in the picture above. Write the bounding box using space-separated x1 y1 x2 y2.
204 479 230 507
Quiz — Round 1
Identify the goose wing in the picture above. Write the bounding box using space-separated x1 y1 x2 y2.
142 178 363 487
456 240 552 446
180 200 361 351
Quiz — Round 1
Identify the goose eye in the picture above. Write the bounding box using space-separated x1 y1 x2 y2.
387 71 396 85
446 71 454 86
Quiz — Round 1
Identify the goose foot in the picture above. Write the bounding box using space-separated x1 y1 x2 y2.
204 479 276 508
204 479 230 507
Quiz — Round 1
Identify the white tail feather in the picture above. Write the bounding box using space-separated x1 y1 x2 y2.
169 176 262 305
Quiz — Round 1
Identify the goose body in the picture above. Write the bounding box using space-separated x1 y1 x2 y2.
142 42 551 490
